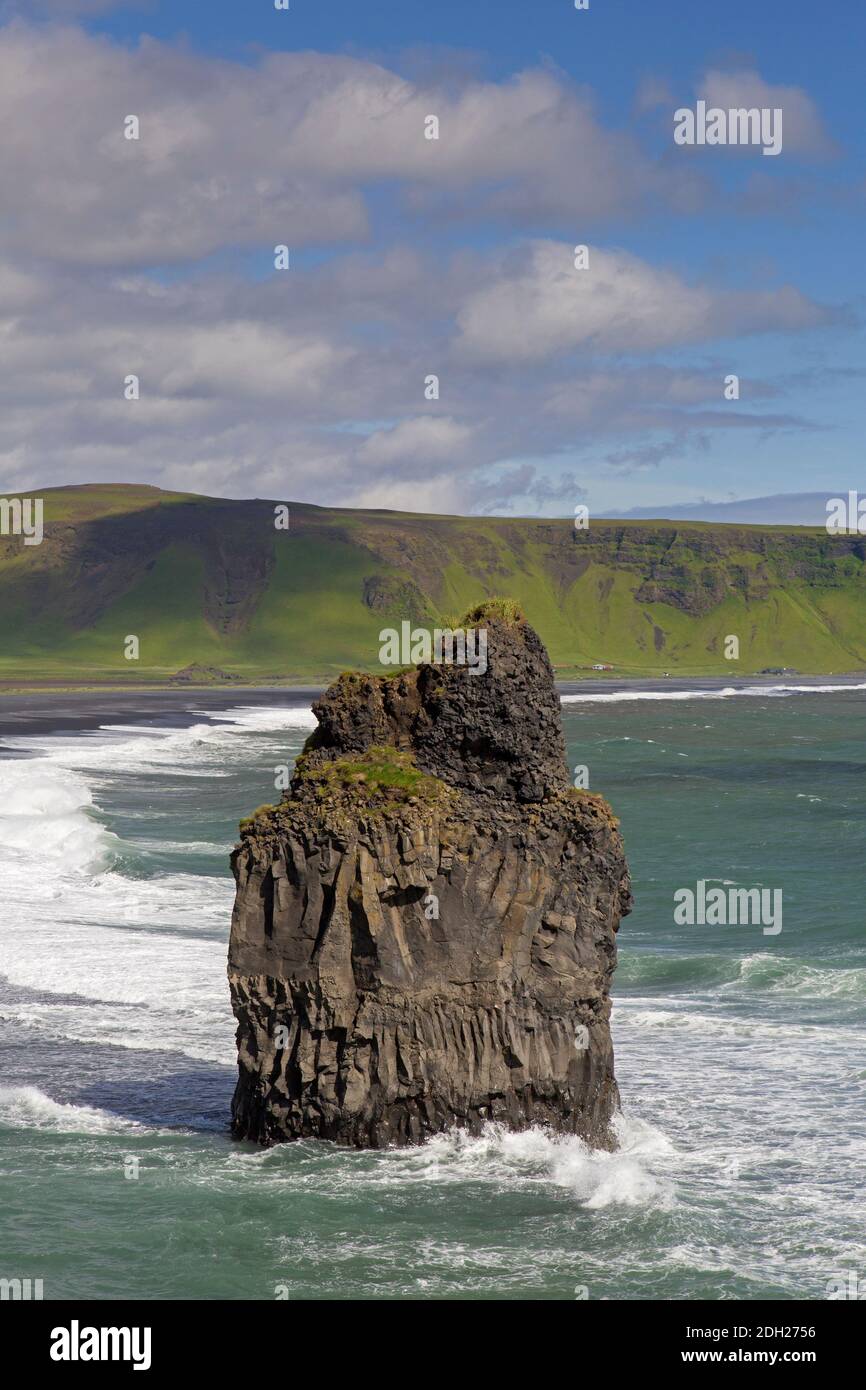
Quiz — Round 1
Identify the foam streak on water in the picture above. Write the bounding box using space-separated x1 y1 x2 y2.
562 682 866 704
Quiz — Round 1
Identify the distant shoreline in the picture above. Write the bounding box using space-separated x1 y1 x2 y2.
1 674 865 741
559 673 866 695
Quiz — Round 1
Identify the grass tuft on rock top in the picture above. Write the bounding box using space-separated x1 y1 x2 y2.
297 745 448 805
335 665 415 687
238 802 278 832
457 597 526 627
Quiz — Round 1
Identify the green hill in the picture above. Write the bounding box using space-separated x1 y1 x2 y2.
1 483 865 684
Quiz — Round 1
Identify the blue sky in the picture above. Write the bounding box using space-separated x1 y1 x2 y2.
0 0 862 516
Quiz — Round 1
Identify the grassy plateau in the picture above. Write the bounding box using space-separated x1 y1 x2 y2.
1 482 865 685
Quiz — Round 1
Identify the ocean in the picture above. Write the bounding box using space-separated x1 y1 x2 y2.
1 688 864 1301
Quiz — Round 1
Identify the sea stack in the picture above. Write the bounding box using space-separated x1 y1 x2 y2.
227 602 632 1149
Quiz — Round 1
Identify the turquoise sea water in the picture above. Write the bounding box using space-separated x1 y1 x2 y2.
0 690 864 1301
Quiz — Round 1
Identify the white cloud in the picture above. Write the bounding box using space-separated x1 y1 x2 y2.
0 25 684 267
0 25 844 512
0 262 46 310
455 241 835 364
0 234 833 508
358 416 475 474
699 69 835 158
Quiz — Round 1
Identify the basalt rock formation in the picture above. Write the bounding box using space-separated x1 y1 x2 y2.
228 604 632 1149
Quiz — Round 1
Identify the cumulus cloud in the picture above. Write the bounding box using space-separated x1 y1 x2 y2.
454 242 836 364
698 69 836 158
0 26 372 264
0 234 830 509
544 365 783 421
0 23 700 267
358 417 475 475
0 23 845 512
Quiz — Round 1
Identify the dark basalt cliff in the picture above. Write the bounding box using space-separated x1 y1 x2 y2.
227 606 632 1149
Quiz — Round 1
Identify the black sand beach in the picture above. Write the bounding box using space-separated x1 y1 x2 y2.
0 686 319 742
1 675 864 742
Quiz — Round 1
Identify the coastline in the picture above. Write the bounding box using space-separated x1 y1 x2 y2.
0 673 864 741
0 685 319 741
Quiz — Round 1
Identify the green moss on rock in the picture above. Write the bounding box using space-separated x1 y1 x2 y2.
238 802 279 833
457 597 526 627
296 744 450 806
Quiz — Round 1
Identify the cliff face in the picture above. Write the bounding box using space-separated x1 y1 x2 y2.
227 609 632 1149
8 486 866 682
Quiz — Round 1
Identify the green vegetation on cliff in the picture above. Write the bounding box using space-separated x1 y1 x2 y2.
296 745 449 805
1 482 864 682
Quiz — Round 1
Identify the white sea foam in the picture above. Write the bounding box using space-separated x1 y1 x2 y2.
363 1112 675 1209
561 682 866 705
0 703 313 1063
619 1004 834 1041
0 1084 145 1135
215 705 318 731
0 868 237 1063
0 704 317 775
733 952 866 1000
0 760 118 874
